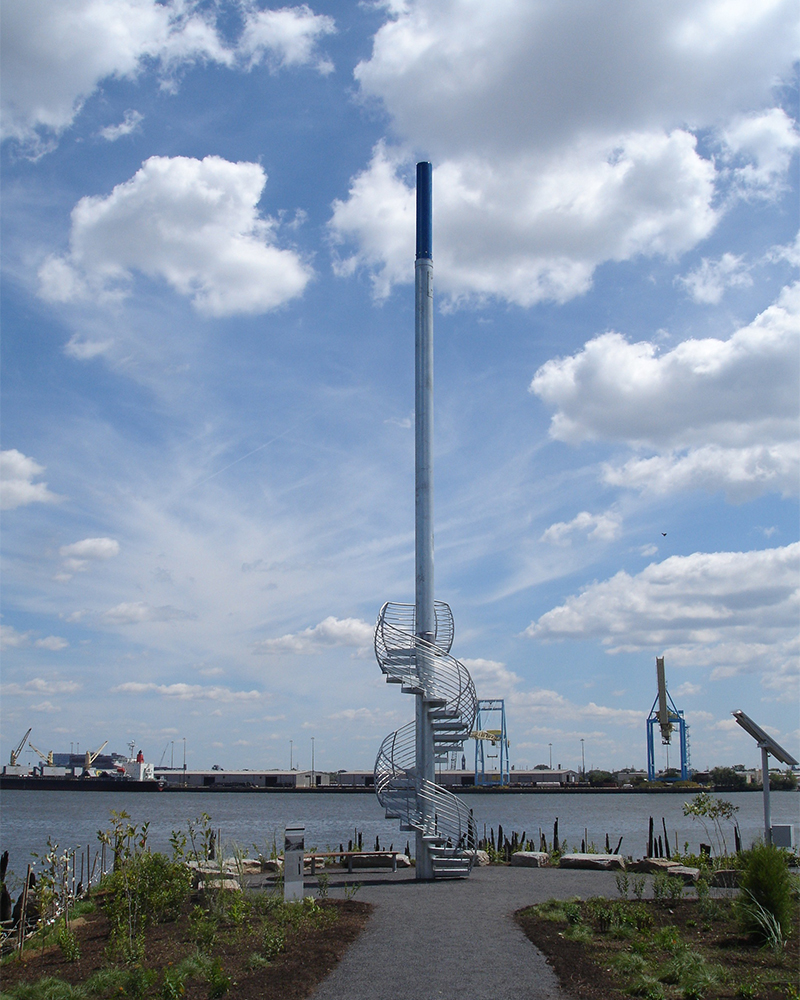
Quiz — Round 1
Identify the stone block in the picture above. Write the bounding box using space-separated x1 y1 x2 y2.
559 853 626 871
511 851 550 867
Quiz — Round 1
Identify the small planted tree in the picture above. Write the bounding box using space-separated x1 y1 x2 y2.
682 792 739 857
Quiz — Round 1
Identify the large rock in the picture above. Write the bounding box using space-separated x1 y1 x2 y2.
511 851 550 868
667 865 699 884
629 858 682 874
348 852 411 869
198 878 241 891
559 853 626 871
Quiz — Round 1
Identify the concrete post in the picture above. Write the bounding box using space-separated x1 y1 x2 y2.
414 161 435 880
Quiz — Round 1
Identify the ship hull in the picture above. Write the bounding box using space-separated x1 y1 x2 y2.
0 775 164 791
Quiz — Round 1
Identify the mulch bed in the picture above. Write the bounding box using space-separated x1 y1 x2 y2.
1 898 372 1000
515 897 800 1000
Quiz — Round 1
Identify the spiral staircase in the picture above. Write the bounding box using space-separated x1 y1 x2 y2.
373 601 478 878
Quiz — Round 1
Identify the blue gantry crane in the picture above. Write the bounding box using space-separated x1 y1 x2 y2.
472 699 510 786
646 656 690 781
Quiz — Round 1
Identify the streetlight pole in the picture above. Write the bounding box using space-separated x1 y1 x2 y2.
548 743 553 770
182 737 186 786
580 738 585 778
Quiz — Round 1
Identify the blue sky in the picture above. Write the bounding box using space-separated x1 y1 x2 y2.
1 0 798 775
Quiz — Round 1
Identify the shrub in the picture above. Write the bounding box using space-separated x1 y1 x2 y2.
205 958 230 999
564 923 593 944
627 974 666 999
101 846 192 962
56 923 80 963
736 842 794 945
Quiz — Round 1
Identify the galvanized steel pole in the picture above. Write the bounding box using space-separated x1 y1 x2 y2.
415 161 435 880
761 745 772 845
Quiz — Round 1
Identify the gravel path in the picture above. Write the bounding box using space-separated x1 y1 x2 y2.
309 865 619 1000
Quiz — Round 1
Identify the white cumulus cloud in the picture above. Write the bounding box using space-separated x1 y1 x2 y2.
0 0 231 154
677 252 753 305
1 1 336 155
112 681 261 702
330 0 799 305
541 510 622 545
0 627 69 652
60 537 120 560
526 543 799 692
460 658 521 692
531 283 800 500
38 155 312 316
239 4 335 74
721 108 800 198
99 109 144 142
253 616 373 656
0 449 62 510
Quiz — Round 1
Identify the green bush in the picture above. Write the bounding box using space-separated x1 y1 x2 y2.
736 842 794 944
102 850 192 962
205 958 230 999
56 924 80 963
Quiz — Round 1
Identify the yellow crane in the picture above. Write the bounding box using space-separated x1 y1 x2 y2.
27 740 54 766
9 728 32 765
84 741 109 773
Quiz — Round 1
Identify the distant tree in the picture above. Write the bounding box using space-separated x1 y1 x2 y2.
683 791 740 856
766 770 797 791
710 767 747 791
533 764 550 770
587 770 615 786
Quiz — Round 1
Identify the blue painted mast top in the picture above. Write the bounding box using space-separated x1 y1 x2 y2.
416 162 432 260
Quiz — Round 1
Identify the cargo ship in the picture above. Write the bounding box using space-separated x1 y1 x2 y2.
1 735 164 791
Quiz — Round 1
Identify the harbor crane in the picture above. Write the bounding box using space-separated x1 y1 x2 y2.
472 699 510 786
9 728 32 766
27 739 54 766
646 656 689 781
84 740 108 771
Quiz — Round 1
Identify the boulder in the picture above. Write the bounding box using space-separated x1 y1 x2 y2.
510 851 550 868
709 868 740 888
222 857 261 874
348 852 410 869
629 858 681 874
667 865 699 884
198 878 241 892
260 858 283 873
466 850 491 866
559 853 626 871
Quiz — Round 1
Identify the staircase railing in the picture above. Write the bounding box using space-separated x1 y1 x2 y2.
373 601 477 876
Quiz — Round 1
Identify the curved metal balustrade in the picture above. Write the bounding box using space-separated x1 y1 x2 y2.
373 601 477 878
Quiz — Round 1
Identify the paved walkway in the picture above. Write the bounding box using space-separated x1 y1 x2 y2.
308 865 619 1000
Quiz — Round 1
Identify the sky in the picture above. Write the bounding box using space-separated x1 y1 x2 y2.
1 0 798 777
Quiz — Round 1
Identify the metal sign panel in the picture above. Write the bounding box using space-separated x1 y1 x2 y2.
284 825 305 901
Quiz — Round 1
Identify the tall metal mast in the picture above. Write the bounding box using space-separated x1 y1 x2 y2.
414 161 435 879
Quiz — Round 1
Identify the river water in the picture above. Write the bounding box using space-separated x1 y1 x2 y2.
1 789 797 886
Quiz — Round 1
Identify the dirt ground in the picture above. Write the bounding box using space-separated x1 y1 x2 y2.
515 897 800 1000
0 898 372 1000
